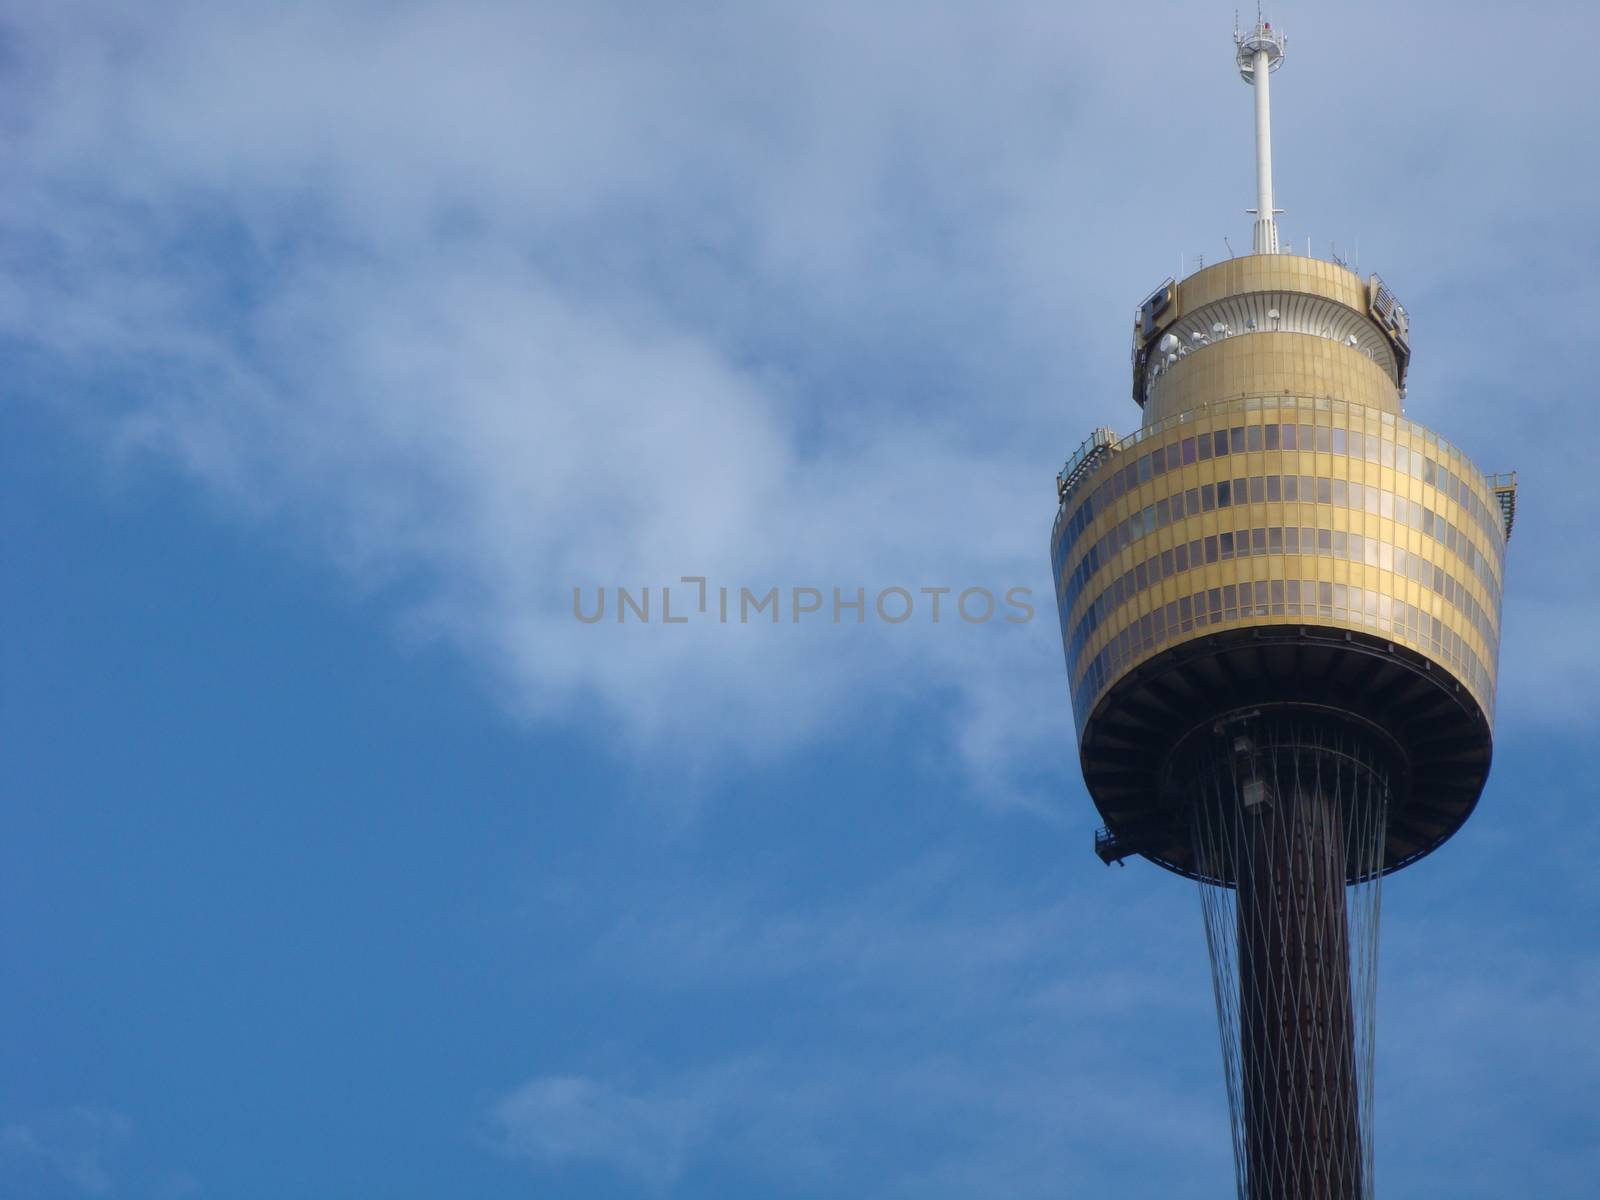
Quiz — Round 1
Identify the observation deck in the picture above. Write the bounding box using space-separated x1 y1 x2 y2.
1051 254 1513 880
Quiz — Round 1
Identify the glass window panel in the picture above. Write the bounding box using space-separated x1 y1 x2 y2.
1219 532 1234 559
1247 425 1263 452
1283 475 1298 501
1265 424 1280 451
1332 428 1348 455
1230 427 1246 454
1281 423 1297 450
1250 476 1265 503
1214 430 1229 457
1316 426 1332 452
1182 436 1197 465
1216 480 1231 507
1267 476 1281 501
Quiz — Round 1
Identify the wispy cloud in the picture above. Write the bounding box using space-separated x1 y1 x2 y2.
485 852 1237 1196
0 1108 131 1198
0 0 1592 783
486 1069 744 1188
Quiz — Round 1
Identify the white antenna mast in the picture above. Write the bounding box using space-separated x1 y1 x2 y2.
1235 9 1286 254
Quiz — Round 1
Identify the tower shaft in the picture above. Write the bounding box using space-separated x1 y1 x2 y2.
1189 717 1386 1200
1238 781 1363 1198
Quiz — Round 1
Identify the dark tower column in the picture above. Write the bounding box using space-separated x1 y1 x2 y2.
1186 716 1390 1200
1237 766 1362 1199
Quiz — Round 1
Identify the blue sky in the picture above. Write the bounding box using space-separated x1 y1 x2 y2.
2 1 1597 1196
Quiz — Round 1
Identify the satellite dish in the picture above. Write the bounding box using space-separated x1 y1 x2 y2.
1159 333 1179 353
1212 322 1227 336
1245 317 1258 330
1191 331 1207 344
1346 334 1360 347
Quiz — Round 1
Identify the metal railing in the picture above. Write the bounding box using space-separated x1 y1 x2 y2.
1488 472 1518 540
1056 426 1118 501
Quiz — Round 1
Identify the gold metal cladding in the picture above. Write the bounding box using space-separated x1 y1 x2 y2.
1143 331 1401 425
1049 398 1506 727
1177 255 1371 317
1057 440 1504 632
1051 398 1507 592
1131 254 1412 415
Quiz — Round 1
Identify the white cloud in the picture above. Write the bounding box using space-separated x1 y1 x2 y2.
487 1070 739 1187
0 0 1593 802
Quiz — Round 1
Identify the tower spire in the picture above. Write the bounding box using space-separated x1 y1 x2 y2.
1235 14 1286 254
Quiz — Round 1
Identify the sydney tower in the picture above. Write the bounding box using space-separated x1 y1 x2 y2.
1049 16 1516 1198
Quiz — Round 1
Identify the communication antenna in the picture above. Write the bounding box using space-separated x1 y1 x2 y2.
1235 11 1286 253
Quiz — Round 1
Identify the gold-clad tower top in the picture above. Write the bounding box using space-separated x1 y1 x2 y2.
1050 12 1518 882
1131 255 1412 427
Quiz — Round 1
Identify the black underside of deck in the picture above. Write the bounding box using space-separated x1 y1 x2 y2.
1079 625 1493 879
